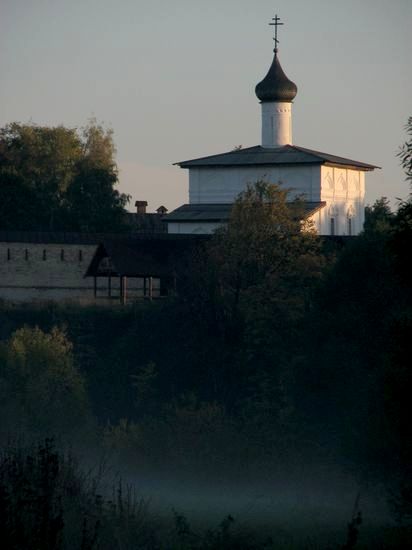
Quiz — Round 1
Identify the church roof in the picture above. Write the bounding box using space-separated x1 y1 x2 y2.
255 52 297 103
176 144 378 171
165 201 326 223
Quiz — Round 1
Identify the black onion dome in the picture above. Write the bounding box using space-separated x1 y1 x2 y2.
255 52 297 102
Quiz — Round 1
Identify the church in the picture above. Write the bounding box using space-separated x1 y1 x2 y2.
165 16 377 237
0 17 378 305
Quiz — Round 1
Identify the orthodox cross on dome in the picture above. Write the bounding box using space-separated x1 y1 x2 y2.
269 14 283 53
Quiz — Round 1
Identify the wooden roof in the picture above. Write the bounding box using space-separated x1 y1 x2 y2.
85 235 208 278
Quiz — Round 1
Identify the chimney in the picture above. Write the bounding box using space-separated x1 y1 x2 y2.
135 200 148 214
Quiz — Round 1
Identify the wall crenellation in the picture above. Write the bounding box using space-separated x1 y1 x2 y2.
0 242 160 304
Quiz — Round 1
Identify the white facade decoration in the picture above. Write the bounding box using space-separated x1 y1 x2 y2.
261 101 292 147
318 166 365 236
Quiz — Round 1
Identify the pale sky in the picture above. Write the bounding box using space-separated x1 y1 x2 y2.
1 0 411 212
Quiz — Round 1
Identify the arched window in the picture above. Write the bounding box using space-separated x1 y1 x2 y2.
328 204 339 236
347 205 355 236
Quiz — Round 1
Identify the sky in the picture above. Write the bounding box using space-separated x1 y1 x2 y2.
1 0 411 212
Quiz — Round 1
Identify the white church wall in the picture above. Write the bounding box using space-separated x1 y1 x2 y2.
261 102 292 147
319 166 365 235
188 165 321 204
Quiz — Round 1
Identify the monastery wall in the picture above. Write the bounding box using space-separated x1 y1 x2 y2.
0 242 159 304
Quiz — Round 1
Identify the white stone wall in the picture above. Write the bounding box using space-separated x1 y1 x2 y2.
261 101 293 147
174 163 368 236
319 166 365 236
0 242 160 304
188 165 321 204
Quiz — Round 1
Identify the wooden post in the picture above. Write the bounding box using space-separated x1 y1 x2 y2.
143 277 147 298
94 276 97 298
123 276 127 305
149 276 153 301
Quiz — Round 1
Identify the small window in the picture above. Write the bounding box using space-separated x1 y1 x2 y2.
25 249 29 261
60 249 65 261
330 217 335 236
42 249 47 261
7 248 11 261
78 250 83 262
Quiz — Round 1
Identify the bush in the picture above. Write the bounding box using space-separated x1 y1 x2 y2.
0 326 91 440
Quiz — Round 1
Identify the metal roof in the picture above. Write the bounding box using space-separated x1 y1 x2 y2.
176 144 379 171
165 201 326 223
255 52 297 103
165 204 232 222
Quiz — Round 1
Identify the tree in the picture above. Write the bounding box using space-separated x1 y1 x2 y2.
398 115 412 186
181 182 325 412
0 123 82 230
389 118 412 285
64 165 129 232
0 326 90 439
206 182 323 336
0 120 129 231
364 197 394 234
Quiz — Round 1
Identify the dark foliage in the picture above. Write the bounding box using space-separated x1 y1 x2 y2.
0 190 410 509
0 439 161 550
0 133 411 545
0 121 129 232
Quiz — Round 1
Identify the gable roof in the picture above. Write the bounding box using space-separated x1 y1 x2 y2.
85 234 208 278
165 201 326 223
176 144 378 171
